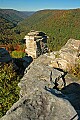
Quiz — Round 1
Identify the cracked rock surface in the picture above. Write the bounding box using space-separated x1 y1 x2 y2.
1 39 80 120
0 55 78 120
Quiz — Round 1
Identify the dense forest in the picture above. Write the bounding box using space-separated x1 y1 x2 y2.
0 9 34 44
0 8 80 51
15 8 80 51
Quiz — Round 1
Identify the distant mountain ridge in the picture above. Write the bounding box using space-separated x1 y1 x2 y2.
0 9 35 24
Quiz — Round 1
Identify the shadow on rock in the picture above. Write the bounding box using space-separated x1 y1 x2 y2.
45 82 80 120
13 56 33 76
61 82 80 119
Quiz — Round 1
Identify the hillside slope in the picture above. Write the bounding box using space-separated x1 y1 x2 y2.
0 9 35 44
0 9 34 24
15 9 80 50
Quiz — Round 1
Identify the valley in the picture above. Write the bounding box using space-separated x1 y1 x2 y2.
0 8 80 119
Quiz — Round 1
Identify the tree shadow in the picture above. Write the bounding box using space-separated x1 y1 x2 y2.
45 82 80 120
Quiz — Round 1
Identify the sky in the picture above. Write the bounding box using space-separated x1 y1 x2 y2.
0 0 80 11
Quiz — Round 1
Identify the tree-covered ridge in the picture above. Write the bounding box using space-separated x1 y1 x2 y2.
15 9 80 51
0 9 35 44
0 9 35 24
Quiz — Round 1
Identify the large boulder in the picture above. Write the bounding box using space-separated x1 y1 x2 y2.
0 55 78 120
0 90 78 120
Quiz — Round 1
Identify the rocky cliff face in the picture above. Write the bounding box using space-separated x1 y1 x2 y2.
0 39 80 120
24 30 48 58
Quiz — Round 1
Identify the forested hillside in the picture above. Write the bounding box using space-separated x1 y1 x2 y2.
0 9 35 44
15 8 80 51
0 8 80 50
0 9 34 24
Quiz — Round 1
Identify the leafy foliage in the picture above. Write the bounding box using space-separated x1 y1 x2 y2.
0 63 20 117
11 50 26 58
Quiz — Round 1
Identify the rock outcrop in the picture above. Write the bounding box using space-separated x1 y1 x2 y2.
24 30 48 58
0 91 78 120
0 39 80 120
0 55 79 120
48 39 80 71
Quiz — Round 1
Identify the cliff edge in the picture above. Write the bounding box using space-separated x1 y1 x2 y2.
0 39 80 120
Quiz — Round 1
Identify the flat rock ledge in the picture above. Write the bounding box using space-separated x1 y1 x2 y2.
0 54 79 120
